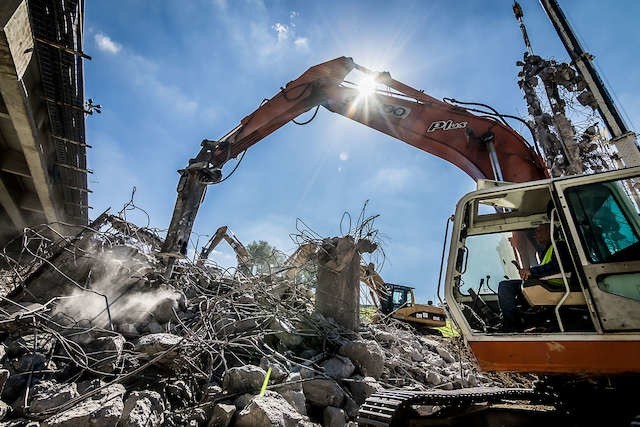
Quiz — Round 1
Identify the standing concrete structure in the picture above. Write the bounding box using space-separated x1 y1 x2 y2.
315 236 376 331
0 0 88 247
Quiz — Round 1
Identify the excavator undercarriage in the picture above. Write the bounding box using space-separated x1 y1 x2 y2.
359 375 640 426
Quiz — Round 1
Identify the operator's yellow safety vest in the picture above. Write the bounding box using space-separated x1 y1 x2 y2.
541 246 564 286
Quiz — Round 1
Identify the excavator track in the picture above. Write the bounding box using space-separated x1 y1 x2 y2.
358 386 540 426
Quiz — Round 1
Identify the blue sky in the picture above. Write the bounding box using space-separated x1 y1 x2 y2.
85 1 640 302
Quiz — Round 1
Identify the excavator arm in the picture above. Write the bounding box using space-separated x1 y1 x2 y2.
360 262 389 309
162 56 548 257
196 225 252 271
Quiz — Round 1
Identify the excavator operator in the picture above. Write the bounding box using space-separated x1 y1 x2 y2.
498 221 569 332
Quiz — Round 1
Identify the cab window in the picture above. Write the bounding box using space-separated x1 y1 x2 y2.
566 178 640 263
392 289 407 306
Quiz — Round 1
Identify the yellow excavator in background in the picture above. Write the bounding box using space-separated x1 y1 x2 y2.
283 244 446 329
360 263 446 329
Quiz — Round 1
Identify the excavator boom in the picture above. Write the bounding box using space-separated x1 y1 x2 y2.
196 225 251 272
162 57 547 257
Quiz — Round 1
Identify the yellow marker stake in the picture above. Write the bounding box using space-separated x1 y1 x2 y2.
259 367 272 397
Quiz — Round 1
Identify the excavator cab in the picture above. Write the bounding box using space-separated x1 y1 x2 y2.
380 283 412 314
443 166 640 374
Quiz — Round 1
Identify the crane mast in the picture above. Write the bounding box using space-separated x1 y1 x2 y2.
540 0 640 167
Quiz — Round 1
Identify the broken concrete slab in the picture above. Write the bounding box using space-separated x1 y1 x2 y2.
29 381 79 413
426 371 442 386
223 365 267 394
42 383 125 427
338 340 385 379
134 333 181 362
346 376 382 405
234 391 305 427
260 356 289 382
269 317 304 349
323 406 346 427
280 389 307 416
207 403 235 427
121 390 165 427
6 333 55 356
301 378 344 408
436 347 455 363
85 335 125 374
321 355 355 380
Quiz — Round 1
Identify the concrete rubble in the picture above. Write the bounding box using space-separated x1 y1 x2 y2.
0 214 528 426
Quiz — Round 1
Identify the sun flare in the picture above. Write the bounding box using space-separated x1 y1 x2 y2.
357 74 378 97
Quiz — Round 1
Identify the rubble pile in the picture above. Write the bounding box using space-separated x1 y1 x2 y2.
0 214 525 426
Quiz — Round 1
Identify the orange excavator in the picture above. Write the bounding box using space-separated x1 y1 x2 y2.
161 55 640 424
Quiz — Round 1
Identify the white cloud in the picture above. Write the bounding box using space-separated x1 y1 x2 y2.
212 0 227 10
339 151 349 161
213 6 311 65
365 167 412 193
240 216 296 253
95 33 121 54
272 22 289 42
127 53 199 115
294 37 309 51
209 249 237 268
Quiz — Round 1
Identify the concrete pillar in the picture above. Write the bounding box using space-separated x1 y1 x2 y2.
315 236 376 331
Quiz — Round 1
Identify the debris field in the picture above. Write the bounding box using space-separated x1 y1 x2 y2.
0 212 526 426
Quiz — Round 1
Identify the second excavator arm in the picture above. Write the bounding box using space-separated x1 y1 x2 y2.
162 57 548 258
196 225 252 271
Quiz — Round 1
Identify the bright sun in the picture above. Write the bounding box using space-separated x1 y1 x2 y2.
357 74 378 97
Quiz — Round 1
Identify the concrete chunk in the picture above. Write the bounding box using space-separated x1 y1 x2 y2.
321 356 355 380
346 376 382 405
207 403 235 427
436 347 455 363
323 406 346 427
280 389 307 416
260 356 289 382
134 333 181 363
223 365 267 394
42 384 125 427
30 381 79 413
302 378 344 407
235 391 304 427
338 340 385 379
121 390 165 427
85 335 125 374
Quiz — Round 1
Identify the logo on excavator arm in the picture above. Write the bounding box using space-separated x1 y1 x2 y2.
341 95 411 119
381 103 411 119
427 120 467 132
